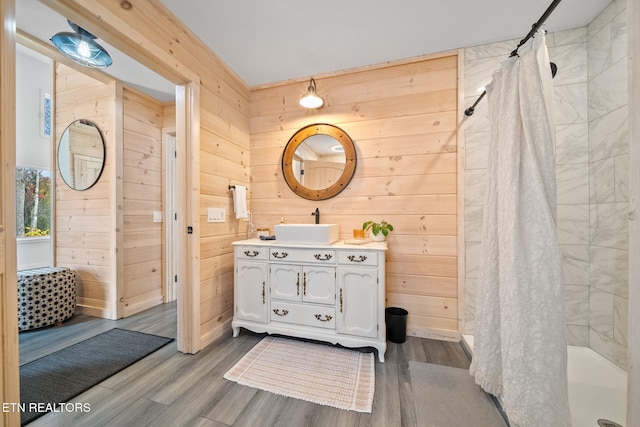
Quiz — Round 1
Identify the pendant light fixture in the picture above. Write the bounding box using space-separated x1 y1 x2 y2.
299 78 324 109
51 20 113 69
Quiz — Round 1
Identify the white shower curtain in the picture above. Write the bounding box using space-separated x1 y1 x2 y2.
469 32 572 427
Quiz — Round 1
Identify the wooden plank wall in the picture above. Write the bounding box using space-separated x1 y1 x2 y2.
41 0 252 351
121 87 165 317
199 78 252 346
55 63 117 319
63 0 254 350
55 68 167 320
250 53 460 340
163 103 176 129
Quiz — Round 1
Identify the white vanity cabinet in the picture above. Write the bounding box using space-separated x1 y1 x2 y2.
232 239 388 362
270 264 335 305
235 248 269 323
337 267 378 338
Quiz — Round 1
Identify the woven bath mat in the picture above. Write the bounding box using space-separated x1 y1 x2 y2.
224 336 375 412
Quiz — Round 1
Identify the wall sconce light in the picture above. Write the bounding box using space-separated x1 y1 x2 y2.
51 20 113 69
299 78 324 109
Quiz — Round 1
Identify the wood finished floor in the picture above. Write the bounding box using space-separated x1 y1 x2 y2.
20 302 474 427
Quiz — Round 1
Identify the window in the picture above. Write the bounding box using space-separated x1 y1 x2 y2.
16 167 51 238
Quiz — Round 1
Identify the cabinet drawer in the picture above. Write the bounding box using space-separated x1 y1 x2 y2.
337 251 378 266
236 246 268 260
270 302 336 329
270 248 336 264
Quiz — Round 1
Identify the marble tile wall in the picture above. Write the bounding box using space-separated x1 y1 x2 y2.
587 0 628 370
462 0 628 370
552 26 592 349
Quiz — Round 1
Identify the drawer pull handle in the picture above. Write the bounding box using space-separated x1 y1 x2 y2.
347 255 367 263
314 253 332 261
314 314 333 322
296 272 300 296
262 282 266 304
303 272 307 296
272 251 288 259
244 250 259 257
273 309 289 316
339 288 343 313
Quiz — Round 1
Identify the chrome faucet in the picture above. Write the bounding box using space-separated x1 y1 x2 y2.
311 208 320 224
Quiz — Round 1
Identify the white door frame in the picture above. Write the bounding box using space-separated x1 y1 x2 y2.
163 130 177 303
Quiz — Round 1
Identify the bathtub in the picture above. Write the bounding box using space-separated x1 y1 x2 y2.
462 335 627 426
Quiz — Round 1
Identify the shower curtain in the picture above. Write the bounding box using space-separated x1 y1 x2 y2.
469 32 572 426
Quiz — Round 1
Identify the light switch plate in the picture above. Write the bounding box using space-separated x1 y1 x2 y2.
207 207 226 223
153 211 162 222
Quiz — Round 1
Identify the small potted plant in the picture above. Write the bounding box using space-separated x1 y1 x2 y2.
362 220 393 242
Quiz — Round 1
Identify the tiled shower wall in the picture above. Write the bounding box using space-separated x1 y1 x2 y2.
462 0 628 370
586 0 628 369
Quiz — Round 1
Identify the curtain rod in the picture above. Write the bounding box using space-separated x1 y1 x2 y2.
464 0 562 117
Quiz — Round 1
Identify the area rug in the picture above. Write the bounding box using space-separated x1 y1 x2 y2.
409 361 507 426
224 336 375 412
20 328 173 425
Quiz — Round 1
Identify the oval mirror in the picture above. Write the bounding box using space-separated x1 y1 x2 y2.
282 123 356 200
57 119 106 191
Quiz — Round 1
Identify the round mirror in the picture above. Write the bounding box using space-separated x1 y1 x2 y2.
282 123 356 200
57 119 106 191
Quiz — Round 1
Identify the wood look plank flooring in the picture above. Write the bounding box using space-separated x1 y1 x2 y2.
20 302 475 427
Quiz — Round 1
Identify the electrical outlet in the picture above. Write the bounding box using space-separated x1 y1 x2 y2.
207 207 226 223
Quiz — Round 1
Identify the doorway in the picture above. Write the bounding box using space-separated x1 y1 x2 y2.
14 34 193 353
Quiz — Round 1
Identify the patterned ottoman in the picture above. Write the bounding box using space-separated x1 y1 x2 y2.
18 267 77 331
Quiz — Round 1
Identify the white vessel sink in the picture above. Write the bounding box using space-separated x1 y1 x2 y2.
274 224 339 245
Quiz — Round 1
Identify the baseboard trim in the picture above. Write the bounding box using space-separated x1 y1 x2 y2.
407 326 461 342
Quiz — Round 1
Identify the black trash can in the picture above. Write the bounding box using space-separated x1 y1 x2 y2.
385 307 408 343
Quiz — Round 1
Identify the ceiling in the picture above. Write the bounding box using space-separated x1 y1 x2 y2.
17 0 613 102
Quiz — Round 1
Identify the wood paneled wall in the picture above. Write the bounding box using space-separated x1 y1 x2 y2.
198 79 251 346
55 63 118 318
250 53 460 339
56 67 168 320
42 0 251 352
121 87 165 317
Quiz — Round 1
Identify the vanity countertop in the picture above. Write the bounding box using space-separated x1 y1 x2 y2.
232 238 388 251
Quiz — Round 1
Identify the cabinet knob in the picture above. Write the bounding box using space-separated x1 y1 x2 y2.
296 272 300 295
262 282 266 304
339 288 343 313
303 272 307 295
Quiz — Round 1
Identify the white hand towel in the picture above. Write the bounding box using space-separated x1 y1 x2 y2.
232 185 248 219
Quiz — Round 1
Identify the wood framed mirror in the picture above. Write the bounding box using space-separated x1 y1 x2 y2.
57 119 106 191
282 123 356 200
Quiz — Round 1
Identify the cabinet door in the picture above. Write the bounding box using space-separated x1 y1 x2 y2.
270 264 302 301
337 267 377 338
303 266 335 304
236 261 268 323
